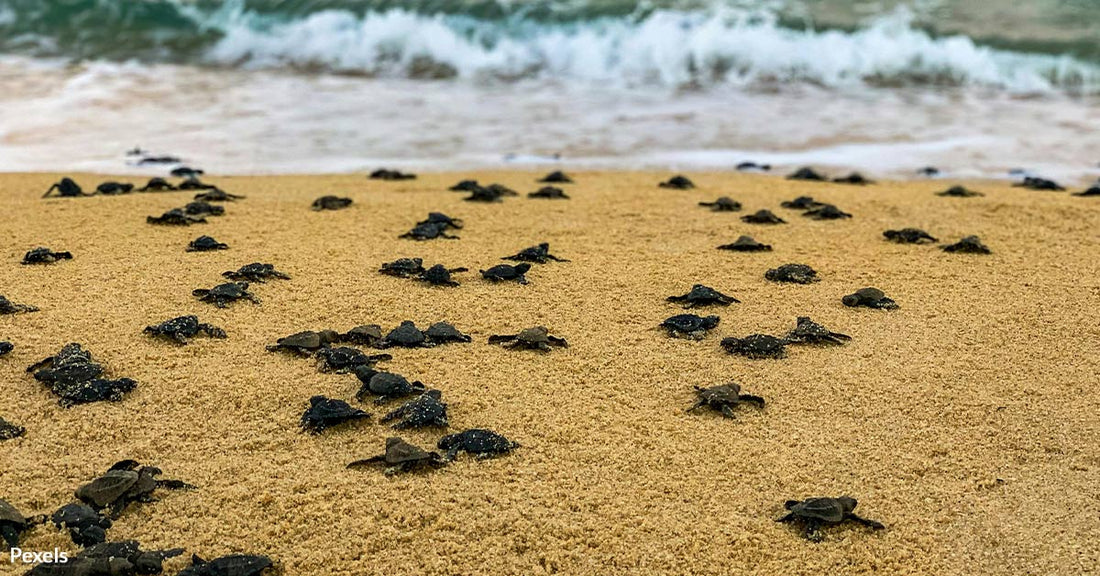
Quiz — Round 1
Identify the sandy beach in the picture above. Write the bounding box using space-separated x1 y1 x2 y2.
1 171 1098 575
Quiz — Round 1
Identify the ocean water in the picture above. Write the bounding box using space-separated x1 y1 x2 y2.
0 0 1097 181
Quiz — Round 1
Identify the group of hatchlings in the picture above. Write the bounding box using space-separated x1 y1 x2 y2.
6 164 1074 573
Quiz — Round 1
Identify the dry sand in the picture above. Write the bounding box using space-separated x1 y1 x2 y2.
1 171 1098 575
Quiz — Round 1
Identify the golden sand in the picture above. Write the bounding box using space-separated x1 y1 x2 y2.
1 171 1098 575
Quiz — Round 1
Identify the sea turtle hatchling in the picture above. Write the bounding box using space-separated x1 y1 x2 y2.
438 429 519 461
380 389 448 429
660 314 720 340
177 177 217 191
449 179 481 192
96 182 135 195
833 172 873 185
187 235 229 251
736 161 771 172
425 321 472 345
300 396 370 434
339 325 383 346
417 212 464 230
765 264 819 284
942 235 991 254
223 262 291 282
418 264 469 287
43 177 86 198
787 167 827 181
785 316 851 345
777 496 884 542
742 209 786 224
687 383 765 418
503 243 570 263
780 196 824 210
347 437 445 474
842 287 899 309
380 257 426 277
538 170 573 183
192 282 260 307
369 168 416 180
311 195 352 210
314 347 391 373
465 183 517 202
184 201 224 216
178 554 275 576
75 460 194 519
144 315 226 344
0 499 46 548
883 228 937 244
717 236 772 252
374 321 430 349
0 416 25 440
194 188 245 202
720 334 788 359
936 185 983 197
0 341 12 356
528 186 570 199
1014 176 1064 191
138 177 176 192
22 247 73 265
480 263 531 284
400 222 459 240
35 540 186 575
698 197 742 211
147 208 206 225
171 167 204 178
803 204 852 220
658 175 695 189
266 330 340 354
28 343 137 407
50 503 112 547
488 326 568 351
667 284 740 308
1073 186 1100 197
354 369 427 404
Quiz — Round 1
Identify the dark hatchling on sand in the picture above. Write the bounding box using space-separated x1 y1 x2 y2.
28 540 185 575
28 343 137 407
0 416 25 440
418 264 469 287
184 200 224 216
842 287 899 309
488 326 568 352
439 429 519 461
538 170 573 183
348 437 445 475
138 177 176 191
0 499 45 548
97 182 135 195
787 167 827 181
777 496 884 542
785 317 851 345
658 175 695 189
194 188 245 202
418 212 464 230
341 324 384 346
147 208 206 226
661 314 720 340
187 235 229 251
449 179 481 192
355 369 427 404
720 334 788 359
780 196 824 210
311 195 352 210
1073 186 1100 197
50 503 112 547
178 177 219 191
380 257 426 277
267 330 341 354
937 185 983 197
381 389 449 429
481 263 531 284
43 177 85 197
765 264 819 284
465 183 518 202
315 346 391 373
737 161 771 172
742 209 786 224
718 235 772 252
301 396 370 434
374 321 471 348
75 460 194 519
400 221 460 240
223 262 291 282
370 168 416 180
699 197 742 211
0 295 38 314
171 167 204 178
22 247 72 264
144 315 226 344
942 235 991 254
667 284 740 308
833 172 873 185
193 282 260 307
503 243 569 263
0 341 12 356
1014 176 1064 191
528 186 570 199
687 384 765 418
178 554 275 576
883 228 937 244
804 204 852 220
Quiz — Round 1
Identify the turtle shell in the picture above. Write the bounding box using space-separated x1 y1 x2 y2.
76 470 140 509
789 497 851 523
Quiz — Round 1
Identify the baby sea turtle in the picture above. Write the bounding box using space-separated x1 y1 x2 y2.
315 347 391 373
375 321 430 348
43 541 186 575
311 195 352 210
438 429 519 461
936 185 983 197
667 284 739 308
369 168 416 180
177 177 217 191
488 326 568 351
380 257 425 277
785 316 851 345
0 341 12 356
804 204 852 220
418 212 463 230
658 175 695 189
698 197 742 211
223 262 291 283
736 161 771 172
425 321 472 345
687 383 765 418
481 263 531 284
171 167 204 178
266 330 340 354
340 325 383 346
449 179 481 192
51 503 112 547
777 496 884 542
503 243 569 263
138 177 176 192
193 282 259 307
354 369 427 404
179 554 275 576
184 200 225 216
96 182 135 195
465 183 517 202
765 264 819 284
742 209 786 224
400 221 459 240
1014 176 1064 191
194 188 245 202
347 437 445 475
0 416 25 440
187 235 229 252
787 167 827 181
44 177 86 197
418 264 468 287
29 343 137 407
1073 186 1100 197
842 287 899 309
538 170 573 183
144 315 226 344
300 396 369 434
147 208 206 225
718 235 772 252
75 460 193 519
0 499 45 547
380 389 448 429
833 172 872 185
883 228 937 244
780 196 824 210
22 247 73 265
661 314 720 340
918 166 941 177
942 235 991 254
720 334 788 359
529 186 570 199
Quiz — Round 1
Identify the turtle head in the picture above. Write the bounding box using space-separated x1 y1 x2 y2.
837 496 858 513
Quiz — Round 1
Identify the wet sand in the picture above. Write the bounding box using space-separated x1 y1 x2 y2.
1 171 1098 575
